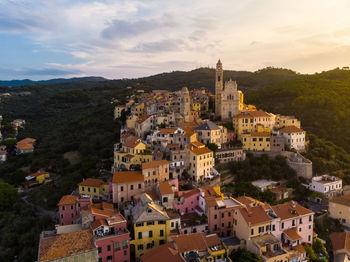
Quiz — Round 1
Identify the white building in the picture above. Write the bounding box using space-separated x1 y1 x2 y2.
251 179 278 192
279 125 306 152
308 175 342 198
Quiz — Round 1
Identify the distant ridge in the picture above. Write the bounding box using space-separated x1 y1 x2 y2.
0 76 107 87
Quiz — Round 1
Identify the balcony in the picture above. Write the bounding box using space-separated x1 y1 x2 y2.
93 228 129 240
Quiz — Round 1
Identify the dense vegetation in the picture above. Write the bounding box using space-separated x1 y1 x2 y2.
0 182 54 261
246 68 350 154
1 66 350 260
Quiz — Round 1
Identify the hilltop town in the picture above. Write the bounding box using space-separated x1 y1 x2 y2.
5 60 347 262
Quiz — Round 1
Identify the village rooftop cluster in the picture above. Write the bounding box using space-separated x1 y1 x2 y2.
1 60 349 262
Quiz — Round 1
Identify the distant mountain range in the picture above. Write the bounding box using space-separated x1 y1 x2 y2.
0 77 107 87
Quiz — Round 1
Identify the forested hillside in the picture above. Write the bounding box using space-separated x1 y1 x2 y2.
1 66 350 261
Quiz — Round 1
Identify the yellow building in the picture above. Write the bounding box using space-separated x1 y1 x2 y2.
29 171 50 184
232 110 273 140
187 141 214 182
329 194 350 228
133 103 145 117
114 137 152 170
131 194 171 258
275 115 301 129
78 178 109 200
192 102 201 112
242 132 271 152
126 114 138 129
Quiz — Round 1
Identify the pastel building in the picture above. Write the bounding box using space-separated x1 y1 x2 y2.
92 211 130 262
187 142 214 182
329 194 350 228
174 189 201 215
79 178 109 200
242 132 271 152
271 201 314 246
279 126 306 152
58 195 91 225
112 171 145 208
142 160 170 188
308 175 342 198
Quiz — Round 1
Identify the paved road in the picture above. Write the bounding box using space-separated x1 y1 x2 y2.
307 200 328 213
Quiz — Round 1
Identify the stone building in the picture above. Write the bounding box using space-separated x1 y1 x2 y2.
215 60 243 121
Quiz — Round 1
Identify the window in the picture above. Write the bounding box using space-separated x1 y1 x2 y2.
82 186 85 191
299 228 302 232
171 222 174 227
138 184 142 189
149 231 153 237
124 250 127 256
136 223 143 227
121 197 124 202
158 220 166 224
122 240 128 249
281 222 284 229
98 258 102 262
163 197 168 203
130 185 134 190
309 216 312 222
138 232 142 239
228 212 231 217
62 206 65 211
137 244 143 250
71 213 74 218
61 214 63 218
107 245 111 252
147 243 153 249
88 187 90 192
251 229 254 235
114 242 121 250
94 188 96 193
258 226 264 233
308 235 311 241
221 213 224 218
98 247 102 254
272 225 275 231
160 230 164 236
292 220 295 226
214 214 217 219
120 186 124 192
70 205 74 210
299 218 303 224
147 221 154 226
160 240 165 245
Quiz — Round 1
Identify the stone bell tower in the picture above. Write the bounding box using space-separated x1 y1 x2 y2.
215 59 223 118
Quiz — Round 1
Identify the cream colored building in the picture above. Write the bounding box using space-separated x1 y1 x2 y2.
114 105 126 119
135 115 154 139
215 60 244 121
329 194 350 228
194 120 223 146
187 142 214 182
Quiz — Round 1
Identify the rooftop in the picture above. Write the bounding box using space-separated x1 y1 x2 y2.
279 125 304 133
79 178 107 188
38 229 95 261
142 159 169 169
112 171 144 184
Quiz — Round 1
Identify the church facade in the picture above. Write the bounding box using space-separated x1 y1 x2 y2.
215 60 244 121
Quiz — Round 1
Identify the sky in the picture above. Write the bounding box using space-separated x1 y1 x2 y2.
1 0 350 80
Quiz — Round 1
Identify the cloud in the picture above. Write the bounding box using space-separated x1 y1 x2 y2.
101 15 176 39
130 39 185 53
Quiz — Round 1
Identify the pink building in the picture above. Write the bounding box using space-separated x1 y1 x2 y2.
58 195 91 225
271 201 314 246
112 171 145 208
206 197 242 237
174 189 200 215
91 204 130 262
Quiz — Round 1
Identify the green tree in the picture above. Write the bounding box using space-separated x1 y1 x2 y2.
230 250 262 262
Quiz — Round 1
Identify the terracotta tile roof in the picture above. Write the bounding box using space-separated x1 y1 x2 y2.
239 205 272 226
58 195 78 206
205 197 218 207
293 244 306 254
200 186 219 198
179 188 200 199
142 160 169 169
112 171 144 184
235 113 253 119
283 228 302 241
91 219 107 230
330 232 350 253
90 203 120 219
192 141 205 147
144 189 160 202
249 132 270 137
124 137 142 148
140 243 183 262
38 229 95 261
248 110 271 118
172 232 222 253
124 154 135 159
236 196 270 210
271 201 313 220
79 178 106 188
189 146 212 156
16 143 34 150
279 125 304 133
330 194 350 207
136 114 152 124
158 128 177 135
17 137 36 145
159 181 173 195
30 171 49 177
